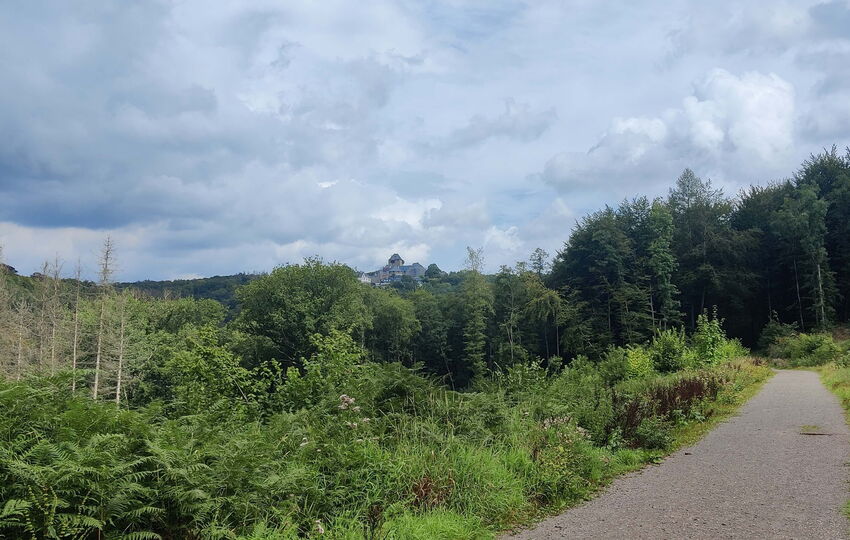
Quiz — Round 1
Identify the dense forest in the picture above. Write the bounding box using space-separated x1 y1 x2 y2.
0 148 849 538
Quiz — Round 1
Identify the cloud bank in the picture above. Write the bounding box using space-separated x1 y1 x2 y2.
0 0 848 279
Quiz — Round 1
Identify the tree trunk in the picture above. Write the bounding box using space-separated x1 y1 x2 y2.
649 283 656 330
50 321 56 375
794 259 805 331
93 299 106 400
71 290 80 393
16 308 24 380
115 299 126 407
817 262 827 328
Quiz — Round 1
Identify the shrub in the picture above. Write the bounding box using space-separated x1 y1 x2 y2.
634 416 673 449
528 423 602 505
597 348 628 385
773 333 842 367
718 338 748 362
648 328 687 372
492 360 548 400
693 311 726 366
625 346 654 379
757 315 797 353
542 359 615 445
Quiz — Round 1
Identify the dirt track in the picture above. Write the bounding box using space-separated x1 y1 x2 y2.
505 370 850 539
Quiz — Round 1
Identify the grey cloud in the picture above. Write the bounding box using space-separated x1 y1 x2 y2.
3 0 850 280
423 201 489 229
809 1 850 38
429 99 555 153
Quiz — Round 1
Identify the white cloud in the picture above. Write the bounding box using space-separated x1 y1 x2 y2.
543 69 796 198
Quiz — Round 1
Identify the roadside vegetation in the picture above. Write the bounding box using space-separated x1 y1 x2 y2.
0 324 766 539
1 149 848 538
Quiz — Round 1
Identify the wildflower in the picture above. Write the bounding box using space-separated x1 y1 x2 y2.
352 405 361 412
338 394 356 409
346 421 358 428
315 520 325 534
361 417 370 423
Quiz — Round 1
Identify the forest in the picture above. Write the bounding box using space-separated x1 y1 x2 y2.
1 148 849 539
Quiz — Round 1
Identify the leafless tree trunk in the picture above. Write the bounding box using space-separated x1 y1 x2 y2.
93 299 105 399
816 262 827 328
93 236 115 400
16 304 25 380
71 261 82 393
794 259 805 331
37 261 49 370
114 295 126 407
48 257 62 375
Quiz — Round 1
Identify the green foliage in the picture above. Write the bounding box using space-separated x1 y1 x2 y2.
161 325 254 414
634 416 673 450
771 333 842 367
235 258 371 368
597 349 628 386
148 297 226 333
648 328 688 372
380 510 483 539
0 348 767 539
692 311 727 366
625 346 654 379
277 331 369 412
364 287 420 364
757 315 797 353
460 253 492 383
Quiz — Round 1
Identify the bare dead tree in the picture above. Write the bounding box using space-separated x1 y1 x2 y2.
93 236 115 400
15 301 29 381
71 260 82 393
114 293 127 407
37 261 50 370
48 256 63 375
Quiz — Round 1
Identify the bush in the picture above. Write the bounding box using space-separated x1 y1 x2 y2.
757 315 797 353
718 338 748 362
648 328 687 372
772 333 842 367
625 346 654 379
634 416 673 450
543 359 615 445
693 311 726 366
597 349 628 385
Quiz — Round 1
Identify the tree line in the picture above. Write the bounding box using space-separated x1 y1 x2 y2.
1 148 849 392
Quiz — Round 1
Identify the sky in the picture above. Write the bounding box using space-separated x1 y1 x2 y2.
1 0 849 281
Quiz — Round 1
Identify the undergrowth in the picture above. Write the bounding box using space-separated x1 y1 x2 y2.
0 325 770 539
0 361 769 539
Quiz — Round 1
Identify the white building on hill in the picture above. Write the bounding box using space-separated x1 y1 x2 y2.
360 253 426 286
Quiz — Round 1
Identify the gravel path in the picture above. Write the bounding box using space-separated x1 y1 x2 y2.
505 370 850 539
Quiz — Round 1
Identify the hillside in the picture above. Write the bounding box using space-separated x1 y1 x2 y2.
118 273 260 312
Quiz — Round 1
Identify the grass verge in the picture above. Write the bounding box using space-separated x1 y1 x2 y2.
816 363 850 521
501 358 772 538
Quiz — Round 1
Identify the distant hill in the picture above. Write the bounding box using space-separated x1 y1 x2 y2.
2 264 258 317
118 273 260 312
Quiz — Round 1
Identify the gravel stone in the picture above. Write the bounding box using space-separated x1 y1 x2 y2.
505 370 850 539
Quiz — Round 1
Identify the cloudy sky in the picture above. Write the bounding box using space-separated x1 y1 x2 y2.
1 0 849 280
